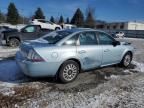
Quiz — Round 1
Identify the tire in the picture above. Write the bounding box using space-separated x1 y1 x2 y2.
120 52 132 67
55 27 60 31
58 60 80 83
9 38 20 47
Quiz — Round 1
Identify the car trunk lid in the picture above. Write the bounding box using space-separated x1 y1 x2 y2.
20 39 54 58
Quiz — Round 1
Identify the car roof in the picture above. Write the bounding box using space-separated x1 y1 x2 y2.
62 28 104 33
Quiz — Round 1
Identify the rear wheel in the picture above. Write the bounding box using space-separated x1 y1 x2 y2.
9 38 20 47
58 60 79 83
120 52 132 67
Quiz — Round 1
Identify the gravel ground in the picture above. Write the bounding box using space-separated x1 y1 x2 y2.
0 38 144 108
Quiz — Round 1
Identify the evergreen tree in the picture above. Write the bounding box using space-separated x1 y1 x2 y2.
7 2 19 24
34 7 45 19
50 16 55 23
59 15 64 24
71 8 84 27
0 10 5 23
66 17 70 24
85 7 96 28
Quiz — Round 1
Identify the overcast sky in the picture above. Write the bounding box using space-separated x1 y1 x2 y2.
0 0 144 22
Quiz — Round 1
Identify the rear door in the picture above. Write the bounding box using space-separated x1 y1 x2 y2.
76 31 102 70
38 20 53 29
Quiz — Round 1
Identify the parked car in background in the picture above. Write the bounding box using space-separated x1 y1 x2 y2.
15 24 27 30
0 23 26 30
0 23 16 29
0 26 17 43
1 25 52 47
31 19 62 30
63 24 76 29
0 26 10 34
16 28 134 83
115 31 125 38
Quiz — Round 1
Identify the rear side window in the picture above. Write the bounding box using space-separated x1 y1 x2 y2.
38 20 52 24
43 31 72 44
63 35 78 46
79 32 98 45
38 20 46 23
98 32 115 45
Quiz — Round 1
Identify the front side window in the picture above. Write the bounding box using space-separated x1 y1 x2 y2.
79 32 98 45
24 26 35 33
98 32 115 45
43 31 72 44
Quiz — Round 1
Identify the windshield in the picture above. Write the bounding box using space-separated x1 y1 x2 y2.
43 31 72 44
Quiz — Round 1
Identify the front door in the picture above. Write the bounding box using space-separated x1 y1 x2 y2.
76 31 102 70
21 25 39 41
98 32 124 66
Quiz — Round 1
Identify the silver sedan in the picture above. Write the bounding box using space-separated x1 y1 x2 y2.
16 28 134 83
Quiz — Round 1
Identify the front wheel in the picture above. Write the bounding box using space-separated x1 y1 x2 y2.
9 38 20 47
58 60 80 83
120 52 132 67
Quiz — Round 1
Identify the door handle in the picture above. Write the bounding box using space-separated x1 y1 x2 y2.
104 49 110 52
78 50 86 54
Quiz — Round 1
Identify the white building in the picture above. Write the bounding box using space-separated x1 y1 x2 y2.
96 21 144 30
127 22 144 30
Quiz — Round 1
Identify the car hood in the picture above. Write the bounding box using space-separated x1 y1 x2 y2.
2 28 18 33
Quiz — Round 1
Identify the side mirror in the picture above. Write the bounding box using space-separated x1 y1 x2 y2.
112 41 120 46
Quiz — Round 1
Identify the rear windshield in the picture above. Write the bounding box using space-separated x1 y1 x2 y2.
43 31 72 44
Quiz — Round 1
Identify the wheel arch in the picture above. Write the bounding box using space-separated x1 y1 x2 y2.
56 58 82 76
55 27 61 30
127 51 133 57
121 50 133 61
8 36 21 43
66 58 81 70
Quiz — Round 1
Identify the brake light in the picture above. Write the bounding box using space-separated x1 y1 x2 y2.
27 50 44 62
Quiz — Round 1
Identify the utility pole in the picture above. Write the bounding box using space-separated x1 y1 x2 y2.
20 9 24 24
135 20 137 30
22 9 24 24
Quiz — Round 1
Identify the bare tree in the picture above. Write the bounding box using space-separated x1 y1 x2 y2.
85 6 96 28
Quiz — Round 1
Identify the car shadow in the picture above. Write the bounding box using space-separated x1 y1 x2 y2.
0 59 137 86
0 59 60 84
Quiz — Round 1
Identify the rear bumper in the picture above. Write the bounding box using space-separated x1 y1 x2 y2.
16 52 59 77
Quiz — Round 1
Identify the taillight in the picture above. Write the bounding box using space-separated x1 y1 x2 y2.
27 50 44 62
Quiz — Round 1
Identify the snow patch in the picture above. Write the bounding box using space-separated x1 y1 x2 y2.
0 82 17 87
132 61 144 72
1 89 15 96
105 75 119 80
